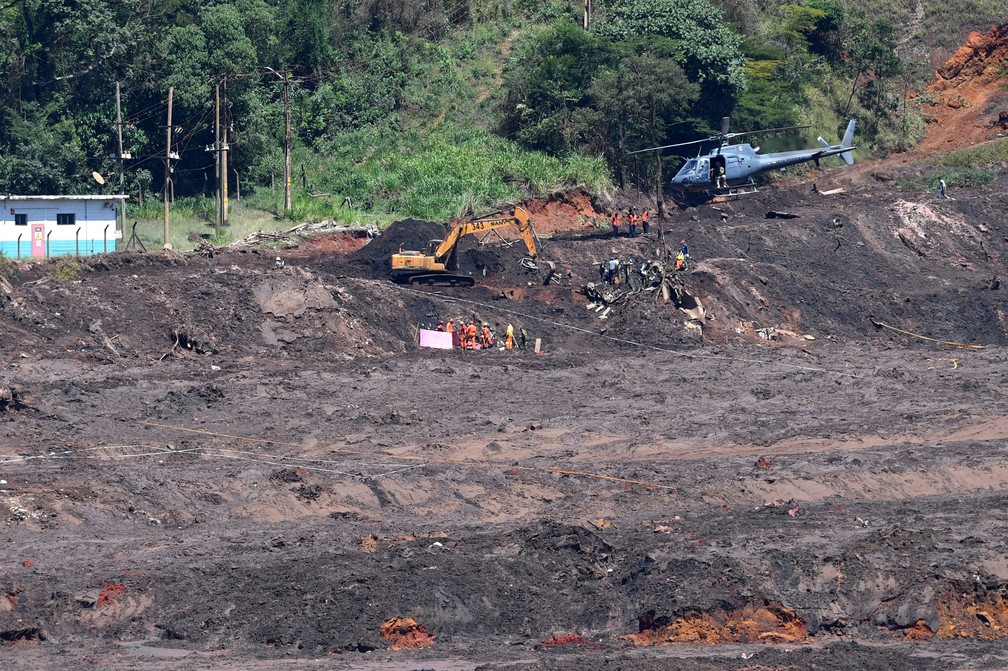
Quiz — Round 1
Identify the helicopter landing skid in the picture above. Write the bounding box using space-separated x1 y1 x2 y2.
709 181 758 202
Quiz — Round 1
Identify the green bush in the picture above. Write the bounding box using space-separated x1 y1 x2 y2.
0 253 19 281
49 258 83 282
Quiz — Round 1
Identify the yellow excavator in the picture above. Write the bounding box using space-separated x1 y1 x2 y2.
390 206 539 287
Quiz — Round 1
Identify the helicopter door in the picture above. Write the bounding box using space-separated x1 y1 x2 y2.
698 159 709 185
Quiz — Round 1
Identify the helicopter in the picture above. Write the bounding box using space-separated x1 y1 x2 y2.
629 117 856 205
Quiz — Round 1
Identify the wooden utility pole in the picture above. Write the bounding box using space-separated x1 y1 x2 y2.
283 73 292 212
115 82 126 235
163 87 173 249
214 82 221 235
222 81 229 228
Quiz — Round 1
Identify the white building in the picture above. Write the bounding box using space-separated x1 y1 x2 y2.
1 195 126 259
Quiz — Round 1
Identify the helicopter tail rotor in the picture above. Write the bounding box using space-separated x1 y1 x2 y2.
839 119 856 165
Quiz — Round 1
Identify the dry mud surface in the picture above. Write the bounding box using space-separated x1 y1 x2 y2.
3 167 1008 670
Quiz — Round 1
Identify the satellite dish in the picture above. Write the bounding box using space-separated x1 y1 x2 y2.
92 171 106 185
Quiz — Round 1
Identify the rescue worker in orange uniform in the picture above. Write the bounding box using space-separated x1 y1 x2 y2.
641 209 649 235
481 323 493 348
628 208 638 237
611 212 621 238
446 318 454 333
504 323 514 350
467 321 478 350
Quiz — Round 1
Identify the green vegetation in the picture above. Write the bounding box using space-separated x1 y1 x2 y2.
49 258 83 282
940 139 1008 168
0 0 993 249
0 253 19 281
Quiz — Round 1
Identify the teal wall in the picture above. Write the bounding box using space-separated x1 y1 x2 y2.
0 239 118 258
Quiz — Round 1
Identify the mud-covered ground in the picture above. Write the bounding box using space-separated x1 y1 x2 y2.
3 162 1008 670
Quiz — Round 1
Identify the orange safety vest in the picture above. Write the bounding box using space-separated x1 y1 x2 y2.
642 210 649 223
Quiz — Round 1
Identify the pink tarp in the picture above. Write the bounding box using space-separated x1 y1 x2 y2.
418 328 453 350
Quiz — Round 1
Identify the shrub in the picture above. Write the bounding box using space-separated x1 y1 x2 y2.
49 258 83 282
0 253 19 281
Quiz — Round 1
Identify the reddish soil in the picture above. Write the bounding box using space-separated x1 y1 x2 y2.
919 24 1008 154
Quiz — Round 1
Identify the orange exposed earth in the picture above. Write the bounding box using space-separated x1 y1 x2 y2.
918 24 1008 153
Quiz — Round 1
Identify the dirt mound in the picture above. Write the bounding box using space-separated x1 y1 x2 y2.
519 188 609 234
920 24 1008 153
346 217 446 278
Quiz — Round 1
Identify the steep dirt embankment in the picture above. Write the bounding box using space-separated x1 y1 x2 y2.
919 23 1008 153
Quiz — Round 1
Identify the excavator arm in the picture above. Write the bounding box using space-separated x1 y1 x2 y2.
432 206 537 261
391 205 538 287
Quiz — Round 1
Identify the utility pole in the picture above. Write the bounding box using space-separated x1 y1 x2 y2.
214 82 221 234
163 87 173 249
283 73 292 212
114 82 126 235
583 0 591 30
222 80 229 228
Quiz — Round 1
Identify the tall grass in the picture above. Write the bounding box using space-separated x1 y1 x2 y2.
315 126 612 221
941 138 1008 168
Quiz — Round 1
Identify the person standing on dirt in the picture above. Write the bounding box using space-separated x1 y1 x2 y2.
607 257 619 284
641 209 649 235
481 323 493 348
467 321 478 350
437 320 445 331
611 212 621 238
505 323 515 350
937 178 950 200
677 240 690 271
628 208 638 238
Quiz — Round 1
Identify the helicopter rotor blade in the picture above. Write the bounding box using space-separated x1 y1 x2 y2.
723 124 811 140
626 138 709 155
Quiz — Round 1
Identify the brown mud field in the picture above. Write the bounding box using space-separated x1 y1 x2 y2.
3 155 1008 671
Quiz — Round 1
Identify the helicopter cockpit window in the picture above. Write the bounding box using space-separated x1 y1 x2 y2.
675 159 698 179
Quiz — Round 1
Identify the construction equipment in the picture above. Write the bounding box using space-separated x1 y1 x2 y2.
390 206 539 287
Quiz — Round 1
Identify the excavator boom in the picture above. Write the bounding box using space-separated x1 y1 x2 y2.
391 206 538 286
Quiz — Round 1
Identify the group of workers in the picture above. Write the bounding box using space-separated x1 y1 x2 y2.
610 208 650 238
599 239 690 285
436 318 524 350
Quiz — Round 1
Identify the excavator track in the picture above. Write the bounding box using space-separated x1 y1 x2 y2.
392 271 475 287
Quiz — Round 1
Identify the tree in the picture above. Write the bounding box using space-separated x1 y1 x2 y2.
587 41 698 188
0 100 89 194
595 0 746 118
501 22 617 154
842 12 901 117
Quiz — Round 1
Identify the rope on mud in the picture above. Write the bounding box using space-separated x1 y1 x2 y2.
870 319 986 349
403 287 865 379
